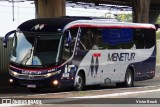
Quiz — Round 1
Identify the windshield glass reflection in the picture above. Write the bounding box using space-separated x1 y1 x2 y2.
11 32 63 66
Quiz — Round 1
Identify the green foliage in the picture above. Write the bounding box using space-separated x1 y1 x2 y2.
100 12 114 18
156 15 160 40
115 13 132 22
156 30 160 40
101 12 132 22
156 15 160 24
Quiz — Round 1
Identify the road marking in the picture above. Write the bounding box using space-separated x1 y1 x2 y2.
72 88 160 98
156 63 160 66
0 91 75 98
1 87 160 105
0 104 29 107
2 85 160 98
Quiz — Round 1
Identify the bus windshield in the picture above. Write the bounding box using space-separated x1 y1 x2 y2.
11 32 63 67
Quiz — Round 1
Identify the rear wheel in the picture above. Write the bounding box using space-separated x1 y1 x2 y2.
116 69 134 87
74 73 84 91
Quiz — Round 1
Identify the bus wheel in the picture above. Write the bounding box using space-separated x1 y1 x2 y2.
75 73 84 91
117 69 134 87
125 69 134 87
29 88 40 93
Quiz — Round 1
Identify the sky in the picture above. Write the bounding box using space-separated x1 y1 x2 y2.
0 1 131 37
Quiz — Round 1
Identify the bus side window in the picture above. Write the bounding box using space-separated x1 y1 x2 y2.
144 29 155 49
63 28 78 59
134 29 145 49
78 31 88 50
79 28 104 50
79 29 94 50
63 31 71 59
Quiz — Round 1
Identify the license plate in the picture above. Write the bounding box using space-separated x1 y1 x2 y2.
27 85 36 88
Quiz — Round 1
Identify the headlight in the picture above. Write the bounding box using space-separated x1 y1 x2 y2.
10 70 19 76
45 70 61 77
46 73 52 77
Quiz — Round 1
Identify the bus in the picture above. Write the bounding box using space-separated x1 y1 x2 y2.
3 17 156 92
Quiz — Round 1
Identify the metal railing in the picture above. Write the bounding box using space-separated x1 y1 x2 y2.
0 37 13 72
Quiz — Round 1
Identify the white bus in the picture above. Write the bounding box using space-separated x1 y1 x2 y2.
3 17 156 92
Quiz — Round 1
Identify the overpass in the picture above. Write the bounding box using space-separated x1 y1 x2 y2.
65 0 160 23
1 0 160 23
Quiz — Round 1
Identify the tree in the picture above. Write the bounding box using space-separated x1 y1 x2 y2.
156 15 160 24
100 12 115 19
101 12 132 22
115 13 132 22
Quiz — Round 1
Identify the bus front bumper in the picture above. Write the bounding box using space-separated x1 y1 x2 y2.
9 75 74 88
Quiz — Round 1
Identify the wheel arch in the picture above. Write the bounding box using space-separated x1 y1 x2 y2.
127 64 135 81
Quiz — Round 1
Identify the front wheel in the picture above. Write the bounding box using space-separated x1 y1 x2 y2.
74 73 84 91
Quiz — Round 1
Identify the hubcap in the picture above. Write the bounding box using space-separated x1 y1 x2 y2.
76 75 82 88
126 72 132 85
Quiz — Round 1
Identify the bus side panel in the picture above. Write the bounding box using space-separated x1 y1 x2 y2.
134 47 156 81
74 47 155 86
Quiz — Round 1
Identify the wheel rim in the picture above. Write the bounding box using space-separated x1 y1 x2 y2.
76 75 82 89
126 72 132 85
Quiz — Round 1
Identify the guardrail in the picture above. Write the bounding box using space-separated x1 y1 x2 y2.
0 37 13 72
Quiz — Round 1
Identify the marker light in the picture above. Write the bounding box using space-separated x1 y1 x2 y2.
45 70 61 77
53 80 58 85
10 70 19 76
13 72 18 76
9 79 13 83
46 73 52 77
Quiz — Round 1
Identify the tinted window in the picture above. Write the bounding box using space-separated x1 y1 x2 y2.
133 29 145 49
78 29 92 50
79 28 136 50
102 28 134 49
144 29 155 48
133 29 155 49
102 28 133 45
63 28 78 59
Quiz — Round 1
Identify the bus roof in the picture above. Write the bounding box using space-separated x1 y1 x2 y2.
64 20 156 31
18 17 155 32
18 18 77 32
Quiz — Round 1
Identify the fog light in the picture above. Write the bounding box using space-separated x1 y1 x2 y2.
53 80 58 85
9 79 13 83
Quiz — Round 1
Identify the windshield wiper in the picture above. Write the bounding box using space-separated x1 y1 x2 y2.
20 47 34 65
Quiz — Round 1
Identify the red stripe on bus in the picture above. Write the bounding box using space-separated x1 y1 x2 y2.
67 24 155 30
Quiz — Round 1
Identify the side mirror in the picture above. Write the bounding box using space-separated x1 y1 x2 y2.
3 30 16 48
64 30 72 49
155 24 160 31
3 39 7 48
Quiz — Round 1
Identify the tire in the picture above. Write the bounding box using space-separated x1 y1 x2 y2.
116 69 134 87
74 73 84 91
29 87 40 93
